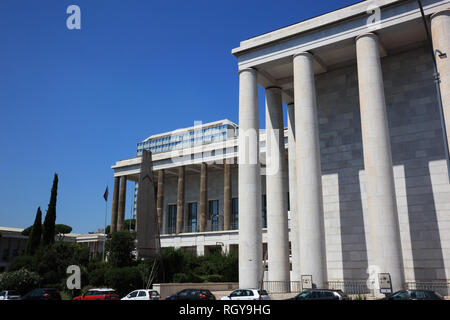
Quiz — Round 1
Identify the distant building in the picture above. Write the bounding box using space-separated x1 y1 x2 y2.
0 227 27 272
0 226 106 272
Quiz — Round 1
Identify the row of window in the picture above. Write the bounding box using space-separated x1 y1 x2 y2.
137 125 232 149
164 193 291 234
137 132 229 155
166 199 239 234
1 248 22 262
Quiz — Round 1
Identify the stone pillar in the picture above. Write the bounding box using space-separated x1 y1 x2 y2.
293 52 327 289
223 162 232 231
431 10 450 149
287 102 301 282
176 166 185 234
197 245 205 256
110 176 120 233
356 33 404 292
238 68 262 289
199 163 208 232
265 86 290 287
156 170 164 233
117 176 127 231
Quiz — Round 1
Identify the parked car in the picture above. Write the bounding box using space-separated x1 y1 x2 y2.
382 290 444 300
289 289 349 300
73 288 120 300
21 288 62 300
165 289 216 300
121 289 160 300
221 289 270 301
0 290 21 300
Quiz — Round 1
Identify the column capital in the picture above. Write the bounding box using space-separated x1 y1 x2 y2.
355 32 379 43
238 67 257 75
292 51 312 60
431 8 450 20
265 86 282 92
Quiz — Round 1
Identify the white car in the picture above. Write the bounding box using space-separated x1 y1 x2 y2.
121 289 160 300
0 290 21 300
221 289 270 301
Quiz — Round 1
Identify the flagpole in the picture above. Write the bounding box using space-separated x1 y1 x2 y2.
103 185 108 262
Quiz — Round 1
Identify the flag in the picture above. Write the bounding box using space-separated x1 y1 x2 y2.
103 186 108 201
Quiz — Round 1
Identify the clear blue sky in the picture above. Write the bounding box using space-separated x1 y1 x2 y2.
0 0 358 233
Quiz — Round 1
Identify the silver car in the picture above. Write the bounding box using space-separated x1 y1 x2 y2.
221 289 270 300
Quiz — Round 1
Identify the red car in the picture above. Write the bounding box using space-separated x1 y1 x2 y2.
73 288 119 300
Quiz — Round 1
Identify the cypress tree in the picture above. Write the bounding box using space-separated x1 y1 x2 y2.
26 207 42 255
43 173 58 246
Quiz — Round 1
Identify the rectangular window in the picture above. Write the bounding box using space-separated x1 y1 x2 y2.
287 192 290 211
231 198 238 230
2 249 9 262
208 200 219 231
262 195 267 228
167 204 177 234
187 202 197 233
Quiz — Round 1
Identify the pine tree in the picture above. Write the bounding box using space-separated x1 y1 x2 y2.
43 173 58 246
26 207 42 255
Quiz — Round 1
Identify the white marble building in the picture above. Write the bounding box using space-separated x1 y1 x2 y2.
111 0 450 295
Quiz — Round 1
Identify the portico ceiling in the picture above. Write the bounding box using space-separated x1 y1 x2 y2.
253 16 427 98
232 0 448 104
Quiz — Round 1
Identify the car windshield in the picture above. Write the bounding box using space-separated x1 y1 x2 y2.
29 289 43 296
178 290 195 297
297 291 312 299
391 291 409 300
98 290 115 295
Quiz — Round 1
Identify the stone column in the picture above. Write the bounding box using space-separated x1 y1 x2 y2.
223 162 232 231
293 52 327 289
117 176 127 231
265 86 290 287
238 68 262 289
156 170 164 233
199 163 208 232
110 176 120 233
287 102 301 282
356 33 404 292
431 10 450 149
176 166 185 234
196 245 205 256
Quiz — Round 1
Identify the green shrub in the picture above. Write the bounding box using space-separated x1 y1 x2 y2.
88 267 108 286
106 231 136 268
155 247 238 283
34 241 89 287
199 274 224 283
0 268 40 295
60 291 73 301
104 267 141 297
8 255 36 272
172 273 191 283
